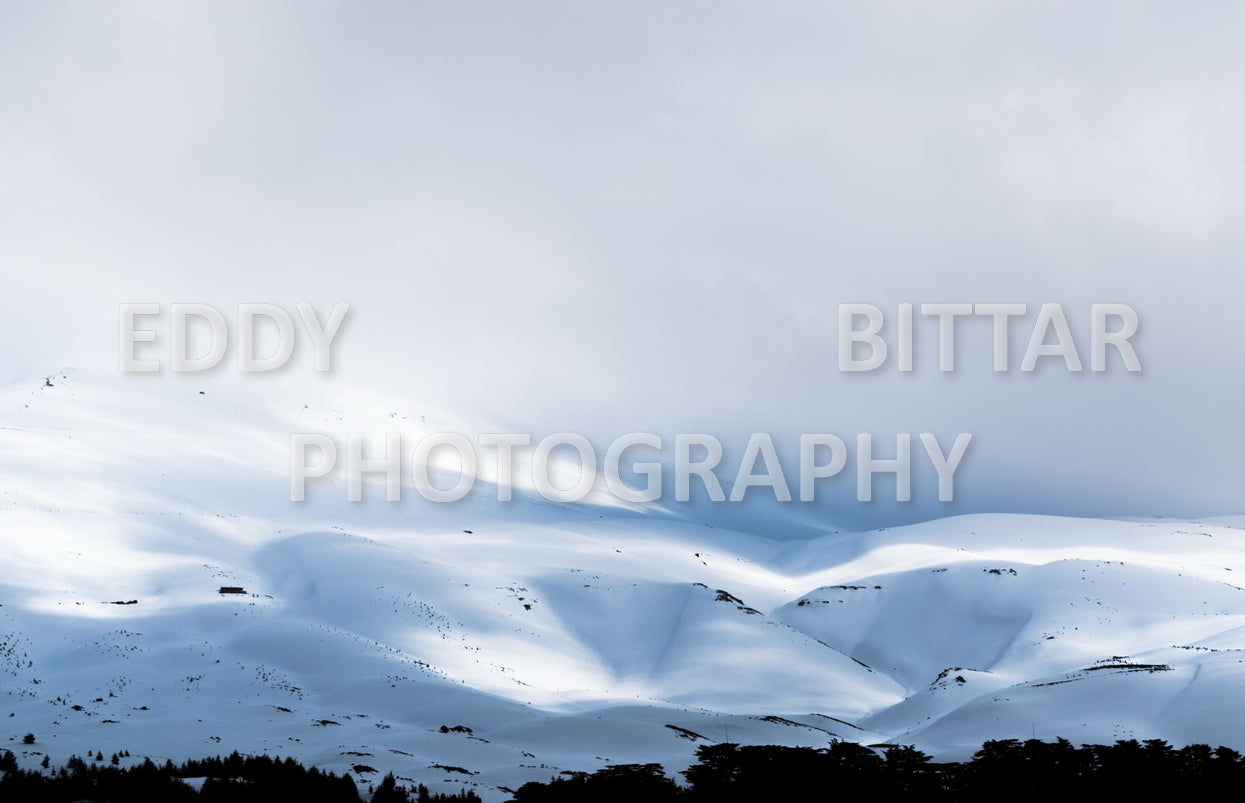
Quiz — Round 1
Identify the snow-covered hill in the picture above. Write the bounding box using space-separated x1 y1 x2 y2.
3 370 1245 799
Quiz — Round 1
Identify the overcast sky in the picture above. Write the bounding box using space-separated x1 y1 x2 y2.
3 1 1244 530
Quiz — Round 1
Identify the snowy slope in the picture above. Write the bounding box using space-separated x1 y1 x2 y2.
3 370 1245 798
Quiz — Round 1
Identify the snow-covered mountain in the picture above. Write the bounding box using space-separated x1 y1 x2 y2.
3 370 1245 800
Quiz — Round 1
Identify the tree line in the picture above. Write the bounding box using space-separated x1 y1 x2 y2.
510 737 1245 801
5 737 1242 802
0 749 481 802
